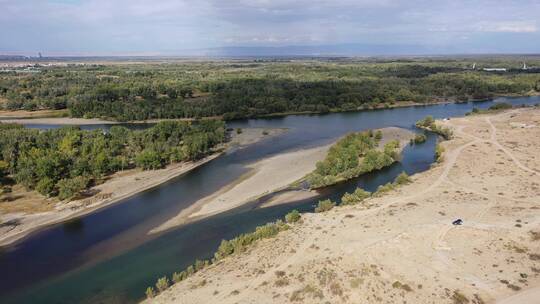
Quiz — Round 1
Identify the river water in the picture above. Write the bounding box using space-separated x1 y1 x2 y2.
0 96 538 303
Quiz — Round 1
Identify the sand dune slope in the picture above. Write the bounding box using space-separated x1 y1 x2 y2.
148 108 540 304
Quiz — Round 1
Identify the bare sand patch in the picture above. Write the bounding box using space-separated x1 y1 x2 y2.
147 108 540 304
150 144 331 234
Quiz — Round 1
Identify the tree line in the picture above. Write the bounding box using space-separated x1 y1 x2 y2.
0 120 225 199
1 60 539 121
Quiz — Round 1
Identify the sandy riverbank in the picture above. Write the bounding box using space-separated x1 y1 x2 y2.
0 127 285 247
150 127 415 234
147 108 540 304
150 144 331 234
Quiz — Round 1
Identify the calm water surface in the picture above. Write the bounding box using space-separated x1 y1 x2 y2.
0 96 538 303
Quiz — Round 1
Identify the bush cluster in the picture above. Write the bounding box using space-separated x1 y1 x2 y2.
415 116 453 140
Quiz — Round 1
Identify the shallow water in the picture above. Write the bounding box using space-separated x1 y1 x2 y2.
0 96 538 303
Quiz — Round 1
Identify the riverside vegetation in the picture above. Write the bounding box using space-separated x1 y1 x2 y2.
0 120 225 200
306 130 401 188
146 171 412 300
1 58 539 121
415 115 453 140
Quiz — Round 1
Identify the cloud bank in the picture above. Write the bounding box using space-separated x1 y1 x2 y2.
0 0 538 55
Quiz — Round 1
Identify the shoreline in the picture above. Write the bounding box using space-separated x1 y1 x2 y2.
150 127 415 234
0 127 286 247
1 93 537 126
148 108 540 304
0 153 222 247
149 144 332 234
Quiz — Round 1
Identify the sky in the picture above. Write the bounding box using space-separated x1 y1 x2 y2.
0 0 539 56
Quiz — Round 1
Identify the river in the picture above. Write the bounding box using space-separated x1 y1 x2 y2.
0 96 538 303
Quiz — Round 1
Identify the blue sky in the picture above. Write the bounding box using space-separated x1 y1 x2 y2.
0 0 539 55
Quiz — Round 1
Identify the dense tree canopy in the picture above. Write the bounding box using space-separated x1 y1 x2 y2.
1 59 538 121
307 131 400 188
0 120 225 199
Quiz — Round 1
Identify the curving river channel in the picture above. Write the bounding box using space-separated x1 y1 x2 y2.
0 96 538 303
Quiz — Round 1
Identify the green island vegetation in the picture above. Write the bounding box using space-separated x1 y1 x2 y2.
146 171 413 299
1 59 539 121
0 120 225 200
306 130 401 188
410 133 427 144
415 115 453 139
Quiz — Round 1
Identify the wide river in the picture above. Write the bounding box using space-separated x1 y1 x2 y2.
0 96 539 303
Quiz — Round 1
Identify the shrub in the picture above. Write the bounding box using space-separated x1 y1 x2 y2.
452 290 469 304
416 116 453 139
172 271 185 283
0 160 8 180
145 287 156 299
489 102 512 111
412 134 426 144
236 128 243 134
36 177 56 196
57 176 88 200
395 171 411 185
341 188 371 205
155 276 170 292
374 182 395 197
374 130 383 140
315 199 335 212
214 220 289 260
415 115 434 128
285 209 301 223
435 144 445 163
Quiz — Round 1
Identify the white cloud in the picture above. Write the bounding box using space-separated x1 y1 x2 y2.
0 0 538 54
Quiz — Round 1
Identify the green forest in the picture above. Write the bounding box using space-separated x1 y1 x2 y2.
306 130 400 188
0 120 225 199
1 58 539 121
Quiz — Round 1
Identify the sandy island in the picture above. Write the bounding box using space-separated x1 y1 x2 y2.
147 108 540 304
150 127 415 234
0 127 286 246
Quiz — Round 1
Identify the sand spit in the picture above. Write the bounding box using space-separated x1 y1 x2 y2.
150 127 415 234
150 144 331 234
147 108 540 304
0 127 284 247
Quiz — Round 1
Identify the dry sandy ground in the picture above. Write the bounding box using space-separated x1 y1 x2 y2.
150 127 414 234
150 145 331 234
147 108 540 304
0 127 284 246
